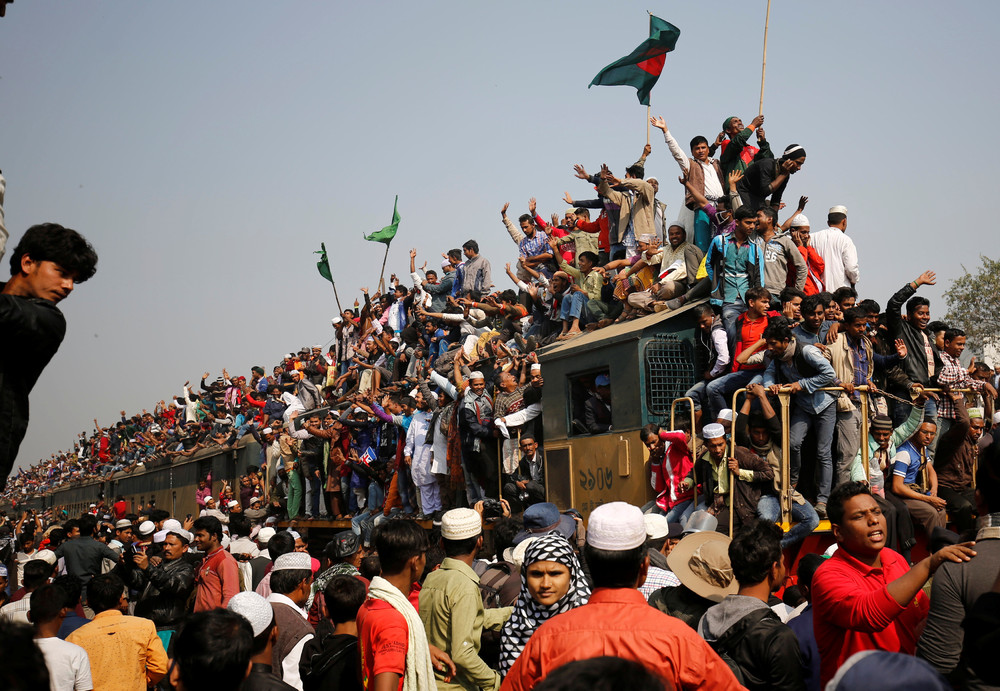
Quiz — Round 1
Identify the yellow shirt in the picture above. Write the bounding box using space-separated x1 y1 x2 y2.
66 610 168 690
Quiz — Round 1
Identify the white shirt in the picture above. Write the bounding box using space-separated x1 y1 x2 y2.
266 593 313 691
809 227 859 291
36 636 93 691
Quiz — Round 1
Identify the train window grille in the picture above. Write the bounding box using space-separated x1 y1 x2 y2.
643 336 697 416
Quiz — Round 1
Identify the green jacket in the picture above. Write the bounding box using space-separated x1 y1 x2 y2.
419 557 512 690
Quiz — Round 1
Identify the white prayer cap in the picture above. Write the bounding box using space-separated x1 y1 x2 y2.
645 176 658 184
31 549 57 566
638 233 656 244
288 530 301 540
162 519 183 532
717 409 734 422
331 316 343 325
227 500 239 509
587 502 646 551
221 535 231 550
440 508 482 540
644 514 670 540
467 371 485 381
510 537 537 569
257 527 276 545
157 528 192 544
115 519 132 529
703 423 726 440
441 258 452 268
137 520 156 536
530 363 541 372
789 214 810 228
828 205 848 216
469 308 487 322
228 592 274 637
262 427 274 435
994 412 1000 426
273 552 312 572
250 496 261 505
153 530 168 544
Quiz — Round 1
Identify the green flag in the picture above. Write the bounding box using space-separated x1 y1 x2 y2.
588 15 681 106
364 196 401 246
315 242 334 283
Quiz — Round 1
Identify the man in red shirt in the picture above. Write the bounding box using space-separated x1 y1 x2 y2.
812 482 977 686
192 515 239 611
502 501 741 691
357 521 455 691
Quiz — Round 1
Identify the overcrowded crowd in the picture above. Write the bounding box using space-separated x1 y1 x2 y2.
3 109 1000 690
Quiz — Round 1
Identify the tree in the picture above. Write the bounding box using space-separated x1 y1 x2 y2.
944 255 1000 355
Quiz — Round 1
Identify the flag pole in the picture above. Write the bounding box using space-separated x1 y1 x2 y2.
646 105 650 145
331 279 343 314
377 243 390 294
759 0 771 115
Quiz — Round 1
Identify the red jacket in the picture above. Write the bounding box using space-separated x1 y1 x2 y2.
812 546 929 687
649 431 694 511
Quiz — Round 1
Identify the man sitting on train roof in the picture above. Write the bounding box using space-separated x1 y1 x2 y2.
682 423 772 535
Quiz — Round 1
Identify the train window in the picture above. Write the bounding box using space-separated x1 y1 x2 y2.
644 335 697 416
568 369 612 437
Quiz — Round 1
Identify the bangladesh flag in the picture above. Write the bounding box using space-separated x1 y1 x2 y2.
364 195 401 246
314 242 334 284
589 15 681 106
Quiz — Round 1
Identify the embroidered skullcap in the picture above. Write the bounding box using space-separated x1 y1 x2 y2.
644 513 670 540
0 565 7 578
228 592 274 637
530 363 541 372
250 496 261 504
717 409 734 421
31 549 57 566
586 501 646 551
871 415 894 433
638 233 656 245
440 508 482 540
257 527 276 545
828 205 849 216
703 423 726 440
137 520 155 536
273 552 312 572
467 371 485 381
552 270 574 284
790 214 810 227
969 407 984 420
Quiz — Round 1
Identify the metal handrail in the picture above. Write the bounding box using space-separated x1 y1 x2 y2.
670 397 698 512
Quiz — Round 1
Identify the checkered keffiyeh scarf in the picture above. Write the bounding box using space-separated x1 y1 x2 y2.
498 534 591 674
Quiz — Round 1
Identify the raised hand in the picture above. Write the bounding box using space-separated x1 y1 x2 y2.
915 270 937 287
756 127 766 142
751 114 764 129
563 191 574 205
501 202 509 218
573 164 589 180
528 197 537 215
727 169 743 189
714 131 726 146
650 116 667 132
643 142 652 157
796 196 808 211
894 338 908 359
409 248 417 259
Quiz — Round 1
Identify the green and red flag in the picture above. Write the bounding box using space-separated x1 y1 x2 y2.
363 195 401 246
588 15 681 106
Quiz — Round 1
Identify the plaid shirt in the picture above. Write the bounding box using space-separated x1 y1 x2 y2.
638 565 681 600
936 352 985 419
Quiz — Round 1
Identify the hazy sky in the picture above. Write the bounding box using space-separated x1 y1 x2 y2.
2 1 996 471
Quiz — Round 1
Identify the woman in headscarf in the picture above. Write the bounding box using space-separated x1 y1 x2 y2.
498 533 591 675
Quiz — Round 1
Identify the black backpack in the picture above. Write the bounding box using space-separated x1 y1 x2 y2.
706 607 775 686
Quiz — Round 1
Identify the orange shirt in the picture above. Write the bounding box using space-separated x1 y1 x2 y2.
501 588 741 691
66 610 168 691
194 546 240 611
